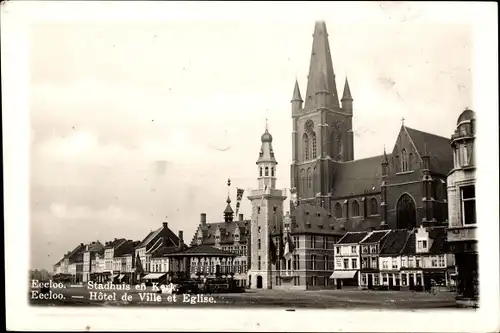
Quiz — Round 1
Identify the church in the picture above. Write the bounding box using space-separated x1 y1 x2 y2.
289 21 452 231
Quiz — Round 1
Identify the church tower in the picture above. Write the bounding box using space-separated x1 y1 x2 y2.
247 123 287 289
290 21 354 211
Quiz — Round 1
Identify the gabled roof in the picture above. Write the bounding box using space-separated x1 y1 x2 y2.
360 230 390 244
137 224 180 249
114 240 140 257
151 245 187 258
405 126 453 176
379 229 411 255
337 231 370 244
400 231 416 255
105 238 127 249
331 155 389 198
163 244 237 257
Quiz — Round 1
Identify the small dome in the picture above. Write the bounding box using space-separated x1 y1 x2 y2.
457 108 476 124
261 129 273 142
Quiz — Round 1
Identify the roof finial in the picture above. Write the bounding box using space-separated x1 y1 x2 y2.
401 117 405 126
265 117 268 131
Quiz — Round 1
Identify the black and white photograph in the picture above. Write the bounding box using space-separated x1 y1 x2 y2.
3 1 499 331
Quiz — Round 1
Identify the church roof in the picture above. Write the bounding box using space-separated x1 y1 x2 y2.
405 126 453 176
331 155 389 198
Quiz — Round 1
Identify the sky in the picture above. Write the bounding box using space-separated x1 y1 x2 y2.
25 2 476 270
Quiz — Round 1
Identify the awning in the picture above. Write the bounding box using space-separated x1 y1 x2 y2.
142 273 166 280
118 274 125 280
329 270 357 279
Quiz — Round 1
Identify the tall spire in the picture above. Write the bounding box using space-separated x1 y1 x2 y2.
342 77 353 101
304 21 340 110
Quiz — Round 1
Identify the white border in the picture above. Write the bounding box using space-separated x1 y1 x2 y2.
3 1 499 332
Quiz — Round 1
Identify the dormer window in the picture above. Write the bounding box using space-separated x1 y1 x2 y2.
417 240 427 249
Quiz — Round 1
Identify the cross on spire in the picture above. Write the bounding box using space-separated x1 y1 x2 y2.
401 117 406 125
265 118 268 131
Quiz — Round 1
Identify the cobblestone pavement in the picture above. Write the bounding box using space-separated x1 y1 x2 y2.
29 286 463 309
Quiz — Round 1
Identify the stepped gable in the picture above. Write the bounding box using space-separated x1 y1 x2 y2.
379 229 411 255
331 155 390 198
405 126 453 176
195 219 251 246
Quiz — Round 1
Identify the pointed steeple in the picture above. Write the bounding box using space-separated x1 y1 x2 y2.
292 80 303 102
304 21 340 110
342 77 353 101
224 180 234 222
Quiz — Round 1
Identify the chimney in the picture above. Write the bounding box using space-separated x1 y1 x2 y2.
80 243 84 246
239 214 244 221
162 222 168 228
178 231 184 249
200 213 207 227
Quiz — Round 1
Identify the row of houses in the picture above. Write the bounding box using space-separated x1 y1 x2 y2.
53 222 186 284
332 226 454 291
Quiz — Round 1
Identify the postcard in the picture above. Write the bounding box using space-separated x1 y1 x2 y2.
3 1 499 331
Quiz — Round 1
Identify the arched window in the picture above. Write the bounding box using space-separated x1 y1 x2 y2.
336 135 342 160
311 132 317 159
271 167 275 177
265 166 269 176
408 153 413 171
307 168 312 189
259 167 262 177
303 133 309 161
401 149 408 172
370 198 378 215
335 203 343 218
352 200 360 217
396 194 417 229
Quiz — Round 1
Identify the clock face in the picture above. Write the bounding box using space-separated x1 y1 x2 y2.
304 119 314 133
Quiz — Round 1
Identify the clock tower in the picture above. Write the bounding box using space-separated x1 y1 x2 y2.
247 123 286 289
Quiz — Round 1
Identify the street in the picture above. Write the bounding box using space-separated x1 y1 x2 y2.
29 285 466 309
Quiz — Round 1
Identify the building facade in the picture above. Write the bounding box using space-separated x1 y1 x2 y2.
330 231 369 288
135 221 182 282
359 230 391 289
446 109 478 306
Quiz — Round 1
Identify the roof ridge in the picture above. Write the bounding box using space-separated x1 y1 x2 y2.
405 126 450 142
